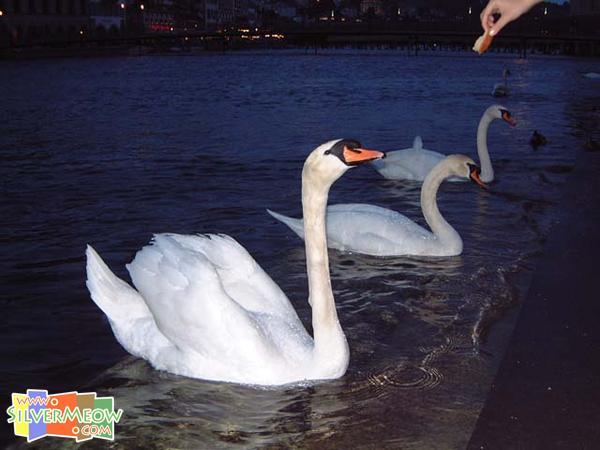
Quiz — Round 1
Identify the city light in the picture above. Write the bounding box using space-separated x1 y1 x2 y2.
79 29 84 35
0 9 4 16
120 3 125 9
544 7 548 15
140 4 144 10
468 6 472 15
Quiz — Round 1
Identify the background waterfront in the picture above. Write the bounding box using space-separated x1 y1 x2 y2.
1 51 598 448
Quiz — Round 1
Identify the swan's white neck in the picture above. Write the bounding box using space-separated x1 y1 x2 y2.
477 110 495 183
421 163 462 254
302 166 349 377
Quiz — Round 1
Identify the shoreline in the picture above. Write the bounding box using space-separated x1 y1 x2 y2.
3 32 600 60
468 145 600 447
2 46 599 62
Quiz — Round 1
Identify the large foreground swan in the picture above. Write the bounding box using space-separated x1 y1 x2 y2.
268 155 487 257
371 105 516 183
86 139 384 386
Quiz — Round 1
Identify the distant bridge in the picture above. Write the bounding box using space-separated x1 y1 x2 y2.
2 29 599 58
282 30 600 57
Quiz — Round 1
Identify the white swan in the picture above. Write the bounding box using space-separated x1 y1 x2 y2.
371 105 516 183
85 139 384 386
268 155 487 257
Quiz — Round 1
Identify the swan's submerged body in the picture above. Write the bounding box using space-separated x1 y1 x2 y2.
86 139 384 386
371 105 516 183
270 154 487 257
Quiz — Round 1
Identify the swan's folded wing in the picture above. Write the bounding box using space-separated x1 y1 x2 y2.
325 204 433 255
126 234 280 360
372 148 444 181
166 233 301 323
329 204 430 237
127 234 304 363
328 203 408 218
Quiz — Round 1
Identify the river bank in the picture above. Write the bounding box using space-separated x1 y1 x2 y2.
469 142 600 447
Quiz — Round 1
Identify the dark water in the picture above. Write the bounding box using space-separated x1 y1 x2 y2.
1 50 598 449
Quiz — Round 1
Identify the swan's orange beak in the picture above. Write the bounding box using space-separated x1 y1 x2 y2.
502 110 517 127
343 146 386 166
469 165 488 189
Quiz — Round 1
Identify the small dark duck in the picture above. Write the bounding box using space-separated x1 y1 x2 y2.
530 130 547 149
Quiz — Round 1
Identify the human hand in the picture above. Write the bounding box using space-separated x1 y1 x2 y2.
480 0 542 36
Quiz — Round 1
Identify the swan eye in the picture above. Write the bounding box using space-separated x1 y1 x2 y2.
324 149 331 155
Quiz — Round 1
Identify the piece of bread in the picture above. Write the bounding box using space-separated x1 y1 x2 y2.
473 32 493 54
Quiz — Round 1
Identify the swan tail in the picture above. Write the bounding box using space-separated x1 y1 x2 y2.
413 136 423 151
87 245 179 364
86 245 153 325
267 209 306 241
